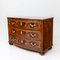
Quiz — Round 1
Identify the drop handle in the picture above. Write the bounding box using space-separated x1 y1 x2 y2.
12 30 16 33
30 42 36 47
30 33 36 37
29 23 36 28
12 22 15 25
11 21 16 26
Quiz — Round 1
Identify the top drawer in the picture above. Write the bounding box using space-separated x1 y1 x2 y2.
8 18 43 30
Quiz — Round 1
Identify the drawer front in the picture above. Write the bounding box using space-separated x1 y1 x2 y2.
25 21 42 30
8 27 42 41
18 39 41 51
8 19 42 30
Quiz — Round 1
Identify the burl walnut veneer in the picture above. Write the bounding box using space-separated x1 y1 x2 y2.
7 17 53 55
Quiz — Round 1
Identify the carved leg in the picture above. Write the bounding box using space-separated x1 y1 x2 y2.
48 46 52 50
40 52 45 55
9 41 13 45
40 47 52 55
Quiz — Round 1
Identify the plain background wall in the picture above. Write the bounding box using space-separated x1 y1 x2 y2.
0 0 60 17
0 0 60 60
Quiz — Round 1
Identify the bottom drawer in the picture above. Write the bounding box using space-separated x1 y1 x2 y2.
13 38 41 52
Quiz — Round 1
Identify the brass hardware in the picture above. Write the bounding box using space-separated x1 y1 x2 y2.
30 42 36 46
11 21 16 26
30 33 36 37
12 30 16 33
29 23 36 28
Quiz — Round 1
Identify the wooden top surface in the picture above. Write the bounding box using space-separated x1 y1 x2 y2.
7 17 53 21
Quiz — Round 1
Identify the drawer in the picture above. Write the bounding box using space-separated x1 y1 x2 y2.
8 19 42 30
8 27 42 41
25 21 42 30
18 39 41 51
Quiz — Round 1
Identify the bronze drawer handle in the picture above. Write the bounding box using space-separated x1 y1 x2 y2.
11 22 15 25
11 21 16 26
30 42 36 47
11 29 16 34
30 33 36 38
12 30 16 33
29 23 36 28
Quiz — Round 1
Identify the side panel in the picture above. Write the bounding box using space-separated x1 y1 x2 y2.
43 18 53 51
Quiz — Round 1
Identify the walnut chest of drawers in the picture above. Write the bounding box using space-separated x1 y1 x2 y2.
7 17 53 55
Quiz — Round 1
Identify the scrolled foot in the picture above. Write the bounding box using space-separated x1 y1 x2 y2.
9 42 13 45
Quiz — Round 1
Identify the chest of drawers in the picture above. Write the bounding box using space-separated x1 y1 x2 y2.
7 17 53 55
